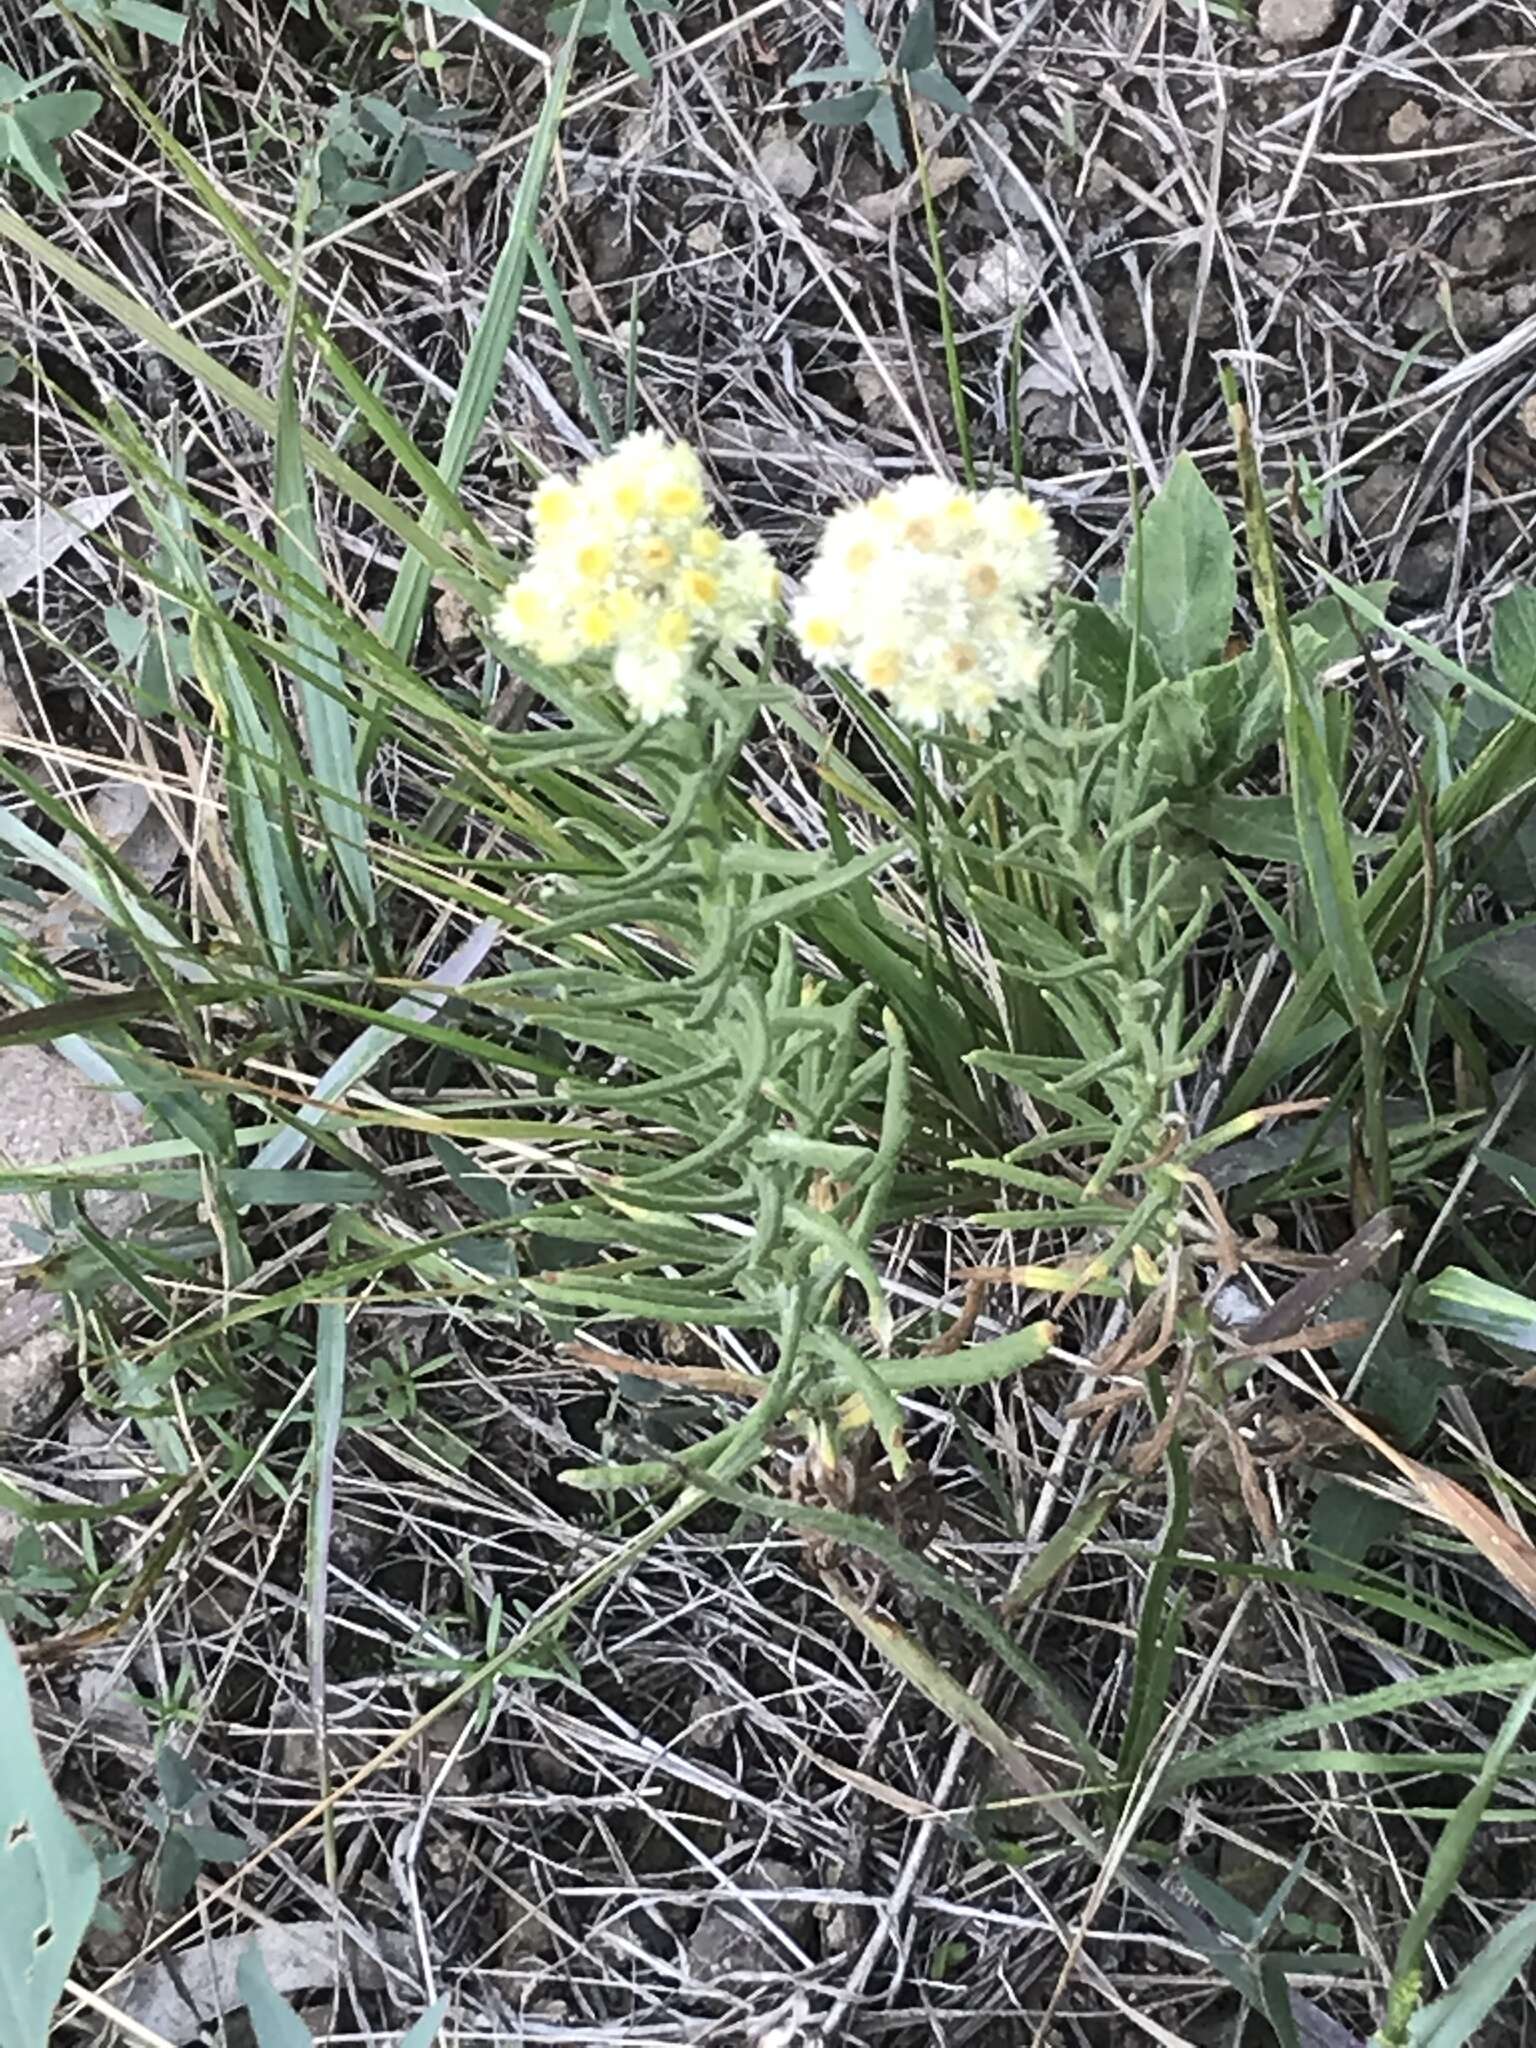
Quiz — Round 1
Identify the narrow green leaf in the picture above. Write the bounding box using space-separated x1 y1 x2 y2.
604 0 652 77
908 66 972 115
398 1996 452 2048
1406 1898 1536 2048
236 1945 313 2048
1385 1682 1536 2048
1411 1266 1536 1352
252 918 500 1170
378 28 576 661
274 320 374 921
865 89 906 168
896 0 936 70
843 0 884 72
0 206 467 579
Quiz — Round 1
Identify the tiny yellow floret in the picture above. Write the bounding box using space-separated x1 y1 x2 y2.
635 536 675 580
660 481 703 520
655 608 693 653
577 601 615 649
532 480 576 530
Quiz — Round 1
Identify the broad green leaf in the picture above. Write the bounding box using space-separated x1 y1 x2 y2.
865 89 906 168
0 1620 101 2045
1058 596 1161 720
0 113 68 199
842 0 884 73
1492 588 1536 701
11 90 102 143
1307 1480 1404 1572
1179 793 1392 865
803 86 882 127
896 0 936 69
1125 452 1237 680
1411 1266 1536 1353
1333 1282 1447 1447
1198 646 1283 775
908 66 972 115
1443 923 1536 1045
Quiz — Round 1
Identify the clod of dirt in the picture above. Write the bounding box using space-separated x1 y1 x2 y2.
1397 536 1456 605
958 236 1044 318
0 674 24 738
756 125 816 202
1488 53 1536 101
0 1327 72 1442
1351 459 1417 540
1449 216 1507 275
1257 0 1340 47
1521 392 1536 443
0 1046 147 1443
687 1859 816 1981
1386 100 1431 148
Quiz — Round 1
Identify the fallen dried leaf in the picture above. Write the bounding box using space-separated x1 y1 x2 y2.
0 489 130 603
855 154 972 228
115 1921 407 2043
1330 1403 1536 1612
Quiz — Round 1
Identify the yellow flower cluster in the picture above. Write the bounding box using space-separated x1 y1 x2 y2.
492 433 778 723
790 475 1060 727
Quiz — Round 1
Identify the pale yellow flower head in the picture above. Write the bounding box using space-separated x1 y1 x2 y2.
791 475 1060 728
492 432 779 723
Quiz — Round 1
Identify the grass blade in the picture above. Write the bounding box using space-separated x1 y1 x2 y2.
1381 1679 1536 2047
275 310 375 922
377 28 577 662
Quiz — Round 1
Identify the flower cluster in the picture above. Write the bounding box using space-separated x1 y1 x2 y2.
492 433 778 723
790 476 1060 728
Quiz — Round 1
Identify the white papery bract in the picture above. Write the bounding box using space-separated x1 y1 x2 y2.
791 475 1060 728
492 433 779 723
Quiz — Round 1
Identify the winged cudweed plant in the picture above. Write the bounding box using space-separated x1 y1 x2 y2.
480 439 1059 1514
790 465 1297 1695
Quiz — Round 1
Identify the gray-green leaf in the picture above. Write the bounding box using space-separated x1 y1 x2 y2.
1125 452 1237 680
0 1621 100 2045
